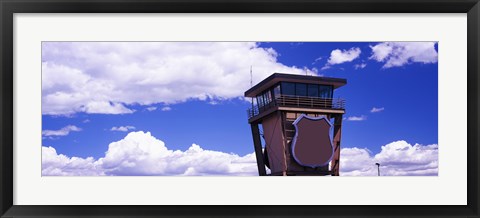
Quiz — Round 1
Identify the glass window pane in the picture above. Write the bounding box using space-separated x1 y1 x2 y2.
257 95 264 107
307 84 319 97
319 85 333 98
281 82 295 96
296 83 307 96
264 91 272 104
273 85 281 98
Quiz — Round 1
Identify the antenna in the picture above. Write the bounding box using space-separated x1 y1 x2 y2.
250 66 254 109
250 66 253 88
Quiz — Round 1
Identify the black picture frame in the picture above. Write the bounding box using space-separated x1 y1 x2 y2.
1 0 479 217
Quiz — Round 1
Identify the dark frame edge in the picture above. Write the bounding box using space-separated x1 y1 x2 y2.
467 1 480 217
1 0 479 218
0 0 479 13
0 0 14 217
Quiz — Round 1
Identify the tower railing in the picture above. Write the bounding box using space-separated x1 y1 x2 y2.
247 95 345 119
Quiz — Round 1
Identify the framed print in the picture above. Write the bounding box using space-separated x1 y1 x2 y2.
1 0 479 217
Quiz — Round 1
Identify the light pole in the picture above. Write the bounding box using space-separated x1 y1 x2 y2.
375 163 380 176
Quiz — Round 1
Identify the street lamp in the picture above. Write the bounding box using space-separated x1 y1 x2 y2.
375 163 380 176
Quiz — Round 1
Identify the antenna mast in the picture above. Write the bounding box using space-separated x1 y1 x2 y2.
250 66 254 108
250 66 253 87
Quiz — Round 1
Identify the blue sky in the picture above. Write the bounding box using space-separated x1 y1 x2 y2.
41 42 438 176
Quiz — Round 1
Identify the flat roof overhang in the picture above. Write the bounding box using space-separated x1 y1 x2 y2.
245 73 347 98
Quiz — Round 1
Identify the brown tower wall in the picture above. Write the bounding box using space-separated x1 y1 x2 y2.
261 113 286 175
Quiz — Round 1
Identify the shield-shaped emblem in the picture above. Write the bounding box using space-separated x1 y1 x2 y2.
291 114 334 168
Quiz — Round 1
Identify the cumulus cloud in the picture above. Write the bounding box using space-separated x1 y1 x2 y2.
42 146 103 176
161 106 172 111
370 107 385 113
340 140 438 176
110 126 136 132
339 147 375 176
354 63 367 69
321 47 361 70
346 115 367 121
42 131 258 176
42 125 82 137
84 101 134 114
146 106 157 111
42 134 437 176
42 42 318 116
369 42 438 68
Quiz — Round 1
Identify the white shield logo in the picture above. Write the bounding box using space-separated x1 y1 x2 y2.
291 114 334 168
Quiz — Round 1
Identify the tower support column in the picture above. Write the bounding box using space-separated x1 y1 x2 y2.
331 114 343 176
250 123 267 176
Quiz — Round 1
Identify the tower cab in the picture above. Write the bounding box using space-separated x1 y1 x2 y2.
245 73 346 176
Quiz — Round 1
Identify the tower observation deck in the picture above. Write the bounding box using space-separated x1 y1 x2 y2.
245 73 347 176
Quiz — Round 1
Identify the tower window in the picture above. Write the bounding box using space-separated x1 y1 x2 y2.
308 84 319 97
281 82 295 96
296 83 307 96
273 84 281 99
320 85 333 98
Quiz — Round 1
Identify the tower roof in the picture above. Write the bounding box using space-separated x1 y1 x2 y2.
244 73 347 97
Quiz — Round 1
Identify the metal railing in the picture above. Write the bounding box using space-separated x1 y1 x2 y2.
247 95 345 119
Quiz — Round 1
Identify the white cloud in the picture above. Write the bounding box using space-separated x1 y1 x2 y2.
290 42 304 47
83 101 134 114
161 106 172 111
146 106 157 111
42 131 258 176
340 140 438 176
110 126 136 132
320 65 331 71
346 115 367 121
82 119 90 123
323 47 361 68
312 57 323 65
339 147 375 176
354 63 367 69
42 125 82 136
42 146 103 176
42 42 318 115
42 133 437 176
369 42 438 68
370 107 385 113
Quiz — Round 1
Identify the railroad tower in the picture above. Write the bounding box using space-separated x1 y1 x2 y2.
245 73 346 176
